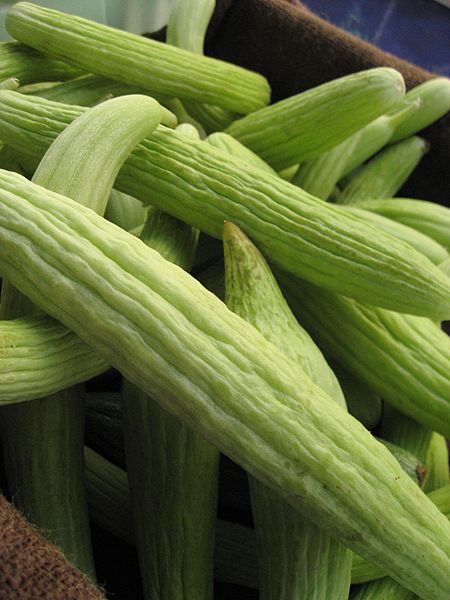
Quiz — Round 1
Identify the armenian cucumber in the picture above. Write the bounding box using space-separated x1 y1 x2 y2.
0 92 449 318
225 67 405 169
6 2 269 114
0 171 449 598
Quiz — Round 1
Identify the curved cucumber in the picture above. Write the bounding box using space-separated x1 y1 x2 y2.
280 277 450 438
225 67 405 170
0 40 82 83
6 2 269 114
351 198 450 249
344 206 449 265
0 92 449 318
0 172 449 598
337 136 428 204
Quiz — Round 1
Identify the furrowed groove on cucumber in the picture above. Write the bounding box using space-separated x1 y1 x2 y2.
0 171 449 598
6 2 270 114
0 92 449 318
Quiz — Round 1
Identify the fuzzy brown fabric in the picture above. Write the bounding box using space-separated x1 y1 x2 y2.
206 0 449 204
0 494 105 600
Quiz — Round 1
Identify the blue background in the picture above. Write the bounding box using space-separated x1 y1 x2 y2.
300 0 450 76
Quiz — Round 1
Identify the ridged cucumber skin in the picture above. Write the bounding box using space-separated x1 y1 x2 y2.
293 102 418 200
280 278 450 438
166 0 237 133
29 74 149 107
84 448 450 592
223 222 350 600
423 434 450 494
292 133 360 200
351 198 450 249
0 40 82 83
223 222 346 408
123 206 218 600
340 101 420 178
389 77 450 143
337 136 428 205
0 316 108 403
344 206 449 265
225 67 405 170
206 132 277 175
0 172 449 598
0 93 449 319
0 95 165 578
6 2 269 114
352 577 415 600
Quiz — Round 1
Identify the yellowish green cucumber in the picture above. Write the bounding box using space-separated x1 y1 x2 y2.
7 2 270 114
0 171 449 598
225 67 405 170
0 92 449 319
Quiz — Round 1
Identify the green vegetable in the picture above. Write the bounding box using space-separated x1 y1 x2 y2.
0 92 449 318
166 0 237 133
0 95 166 575
389 77 450 143
344 206 449 265
280 277 450 438
206 132 276 175
0 40 82 84
423 433 450 494
350 197 450 249
292 101 418 200
223 221 351 600
83 448 450 591
337 136 428 204
122 184 219 598
104 189 148 232
0 315 108 403
7 2 270 114
225 67 406 170
0 172 449 598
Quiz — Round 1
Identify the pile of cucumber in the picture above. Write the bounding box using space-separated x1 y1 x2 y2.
0 2 449 599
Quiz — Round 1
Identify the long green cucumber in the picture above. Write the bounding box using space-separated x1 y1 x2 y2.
223 221 350 600
0 95 166 576
0 93 448 318
0 316 108 403
6 2 269 114
0 40 82 83
281 278 450 437
166 0 237 133
344 206 449 265
0 172 449 598
337 136 428 204
292 101 418 200
423 433 449 494
389 77 450 143
350 198 450 249
27 73 151 107
83 448 450 591
122 158 219 599
104 189 147 232
225 67 405 170
206 132 276 175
